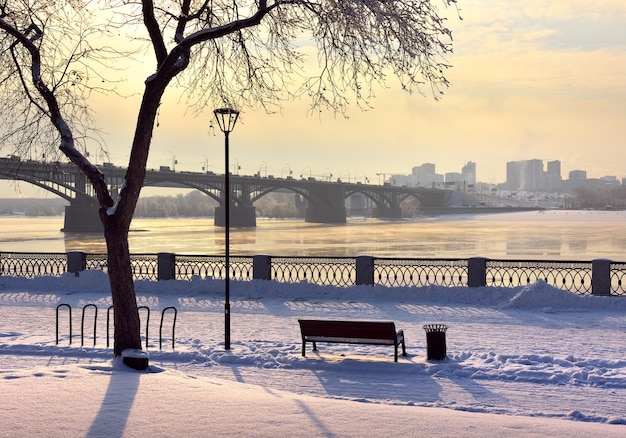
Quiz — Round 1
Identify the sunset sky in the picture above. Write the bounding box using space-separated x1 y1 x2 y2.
3 0 626 197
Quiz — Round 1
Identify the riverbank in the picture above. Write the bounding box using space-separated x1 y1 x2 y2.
1 273 626 435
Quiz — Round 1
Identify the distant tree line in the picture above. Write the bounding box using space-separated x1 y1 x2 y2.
1 191 303 218
5 186 626 219
0 198 66 216
571 185 626 209
134 191 302 218
134 192 214 217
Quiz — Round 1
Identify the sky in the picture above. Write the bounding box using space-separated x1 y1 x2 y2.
2 271 626 435
2 1 626 198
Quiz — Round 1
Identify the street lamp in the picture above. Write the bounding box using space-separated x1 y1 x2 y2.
169 151 177 171
213 107 240 350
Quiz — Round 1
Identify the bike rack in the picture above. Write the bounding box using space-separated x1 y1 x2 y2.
138 306 150 349
81 304 98 347
60 304 178 350
106 305 114 348
107 305 151 349
159 306 178 350
55 303 72 345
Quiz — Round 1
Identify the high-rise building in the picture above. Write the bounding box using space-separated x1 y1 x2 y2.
506 161 521 191
546 160 561 177
411 163 442 187
461 161 477 186
544 160 562 192
520 159 544 191
506 159 545 192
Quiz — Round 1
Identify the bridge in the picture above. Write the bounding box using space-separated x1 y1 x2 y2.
0 156 451 232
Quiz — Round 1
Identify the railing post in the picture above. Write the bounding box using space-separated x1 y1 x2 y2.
158 252 176 281
468 257 487 288
592 259 611 296
356 255 375 286
67 251 86 277
253 255 272 281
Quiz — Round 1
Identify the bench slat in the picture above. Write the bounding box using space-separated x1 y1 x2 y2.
299 320 397 339
304 336 396 345
298 319 406 362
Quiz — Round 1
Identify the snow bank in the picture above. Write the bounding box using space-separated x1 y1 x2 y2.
505 280 626 311
2 270 626 433
2 270 624 312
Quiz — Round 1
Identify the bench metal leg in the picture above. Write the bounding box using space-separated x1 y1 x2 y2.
302 341 318 357
394 339 407 362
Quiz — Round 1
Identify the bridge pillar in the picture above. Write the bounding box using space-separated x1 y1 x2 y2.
372 207 403 219
305 206 347 223
305 184 347 224
62 200 103 233
214 206 257 227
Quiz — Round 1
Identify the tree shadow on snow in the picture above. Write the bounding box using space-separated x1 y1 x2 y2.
304 350 444 404
85 364 141 438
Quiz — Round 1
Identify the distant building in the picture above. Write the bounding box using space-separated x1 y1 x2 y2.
546 160 561 177
506 159 543 191
411 163 443 187
461 161 477 186
544 160 562 192
600 175 618 182
506 161 521 191
569 170 587 181
519 159 544 191
389 174 410 186
506 159 563 192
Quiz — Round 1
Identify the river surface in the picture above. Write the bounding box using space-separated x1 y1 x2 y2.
1 210 626 261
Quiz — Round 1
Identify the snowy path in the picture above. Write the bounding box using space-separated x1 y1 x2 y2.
2 273 626 427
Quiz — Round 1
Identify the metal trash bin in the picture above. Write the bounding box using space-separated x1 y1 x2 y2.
423 324 448 360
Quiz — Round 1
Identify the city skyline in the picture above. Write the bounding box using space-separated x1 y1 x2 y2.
1 154 622 199
1 1 625 198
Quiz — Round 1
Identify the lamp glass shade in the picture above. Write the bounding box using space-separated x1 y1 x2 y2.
213 108 240 133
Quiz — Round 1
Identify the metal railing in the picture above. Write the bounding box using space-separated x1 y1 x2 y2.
175 254 252 281
375 258 467 287
485 260 593 294
271 256 356 287
2 251 626 296
0 252 67 277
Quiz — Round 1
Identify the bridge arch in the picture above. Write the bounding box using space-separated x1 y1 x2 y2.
0 158 450 230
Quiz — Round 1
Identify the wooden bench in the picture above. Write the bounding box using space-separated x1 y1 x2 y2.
298 319 406 362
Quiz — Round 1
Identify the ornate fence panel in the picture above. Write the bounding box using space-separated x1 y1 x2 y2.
610 263 626 296
486 260 593 294
175 255 253 281
374 258 468 287
131 254 159 280
271 256 356 286
0 252 66 277
85 253 107 272
85 253 159 280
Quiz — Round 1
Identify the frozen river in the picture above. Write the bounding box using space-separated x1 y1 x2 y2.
1 209 626 261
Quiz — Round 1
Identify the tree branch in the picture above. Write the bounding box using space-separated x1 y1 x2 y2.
0 16 114 208
142 0 168 66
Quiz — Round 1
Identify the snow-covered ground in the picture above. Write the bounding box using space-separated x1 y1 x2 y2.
1 271 626 436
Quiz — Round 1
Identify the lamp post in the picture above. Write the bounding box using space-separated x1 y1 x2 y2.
214 107 240 350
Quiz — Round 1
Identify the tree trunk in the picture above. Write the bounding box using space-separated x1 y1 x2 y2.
103 214 142 356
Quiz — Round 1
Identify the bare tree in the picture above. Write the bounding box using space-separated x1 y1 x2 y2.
0 0 457 361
